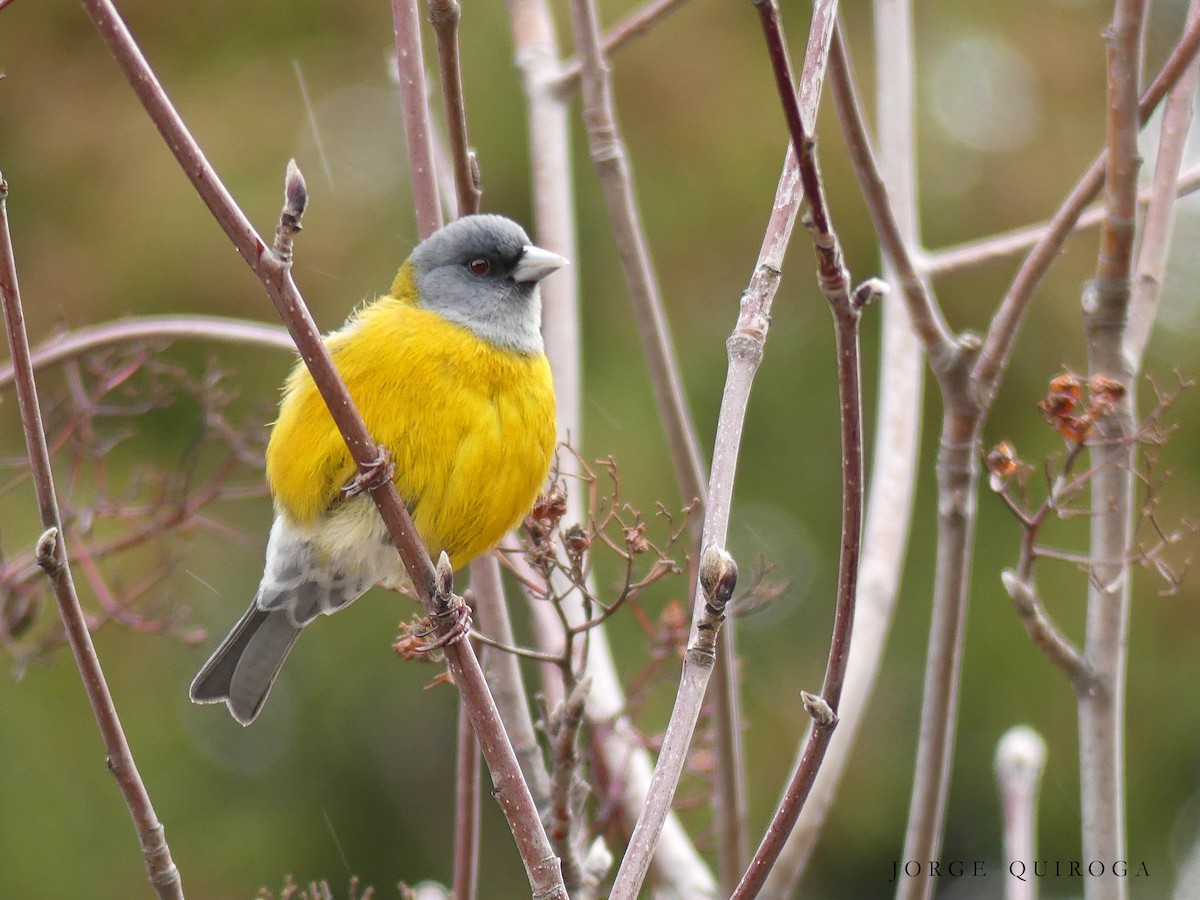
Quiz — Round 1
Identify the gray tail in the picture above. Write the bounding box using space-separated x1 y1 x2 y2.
189 603 302 726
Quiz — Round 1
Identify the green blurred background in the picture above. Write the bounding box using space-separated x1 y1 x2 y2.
2 0 1199 897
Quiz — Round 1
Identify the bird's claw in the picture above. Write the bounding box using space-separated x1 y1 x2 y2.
341 448 396 499
418 594 473 652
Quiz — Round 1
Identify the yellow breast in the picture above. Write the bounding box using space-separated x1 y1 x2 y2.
265 278 556 570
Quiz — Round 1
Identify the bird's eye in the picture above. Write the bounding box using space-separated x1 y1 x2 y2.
467 258 491 276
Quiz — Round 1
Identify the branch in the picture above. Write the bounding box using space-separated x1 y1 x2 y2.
924 163 1200 278
0 174 184 899
506 0 716 891
1001 569 1093 688
825 19 956 363
1077 2 1149 894
78 2 563 893
452 696 481 900
1125 0 1200 368
555 0 695 91
429 0 482 217
566 0 708 512
762 1 927 890
391 0 444 237
0 314 292 390
972 5 1200 391
609 546 737 899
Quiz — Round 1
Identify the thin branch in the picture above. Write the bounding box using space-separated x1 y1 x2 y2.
924 163 1200 279
555 0 696 91
610 547 738 899
735 6 876 891
824 18 956 362
429 0 482 217
973 5 1200 391
469 553 553 804
1125 0 1200 368
0 173 184 899
78 2 563 893
762 1 927 890
548 676 592 893
566 0 708 512
0 314 292 390
452 696 481 900
391 0 444 237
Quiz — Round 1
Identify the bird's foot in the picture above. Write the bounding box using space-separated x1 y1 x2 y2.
341 448 396 499
419 593 473 652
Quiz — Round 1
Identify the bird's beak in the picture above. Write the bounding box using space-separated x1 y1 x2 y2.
513 244 569 283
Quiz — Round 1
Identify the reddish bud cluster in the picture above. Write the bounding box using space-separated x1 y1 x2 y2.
985 440 1024 491
1037 370 1126 442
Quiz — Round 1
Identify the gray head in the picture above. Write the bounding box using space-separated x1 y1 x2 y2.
408 214 567 355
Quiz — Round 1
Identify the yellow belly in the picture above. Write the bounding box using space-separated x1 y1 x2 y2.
265 296 556 570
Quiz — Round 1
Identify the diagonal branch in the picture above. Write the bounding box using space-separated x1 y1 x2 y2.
0 173 184 900
78 1 564 894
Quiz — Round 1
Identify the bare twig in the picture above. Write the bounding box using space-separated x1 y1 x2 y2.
995 726 1048 900
470 553 553 806
0 174 184 899
973 5 1200 390
452 696 481 900
0 315 291 390
78 2 564 893
762 2 927 891
733 5 875 893
428 0 481 217
924 163 1200 279
1125 0 1200 368
555 0 696 90
566 0 708 511
391 0 444 237
547 676 592 893
609 545 738 899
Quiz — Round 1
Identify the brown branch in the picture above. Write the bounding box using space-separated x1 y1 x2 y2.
391 0 444 237
429 0 482 217
548 676 592 893
762 1 927 890
824 19 956 362
77 2 564 893
452 696 481 900
0 174 184 899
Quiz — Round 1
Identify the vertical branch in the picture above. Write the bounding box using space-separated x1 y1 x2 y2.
565 0 708 508
1079 3 1148 896
1125 0 1200 368
471 554 553 807
429 0 482 217
762 3 926 890
391 0 444 237
507 0 718 894
0 174 184 900
452 696 481 900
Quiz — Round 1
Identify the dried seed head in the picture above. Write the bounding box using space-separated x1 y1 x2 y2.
624 521 649 555
564 523 591 560
985 440 1022 492
1088 374 1126 418
531 487 568 523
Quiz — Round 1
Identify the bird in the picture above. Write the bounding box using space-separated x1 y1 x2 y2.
190 214 565 725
